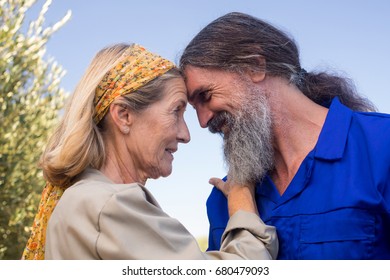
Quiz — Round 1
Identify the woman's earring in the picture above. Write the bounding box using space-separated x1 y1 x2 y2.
122 126 130 134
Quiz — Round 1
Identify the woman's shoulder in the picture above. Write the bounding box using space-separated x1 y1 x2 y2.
57 168 144 211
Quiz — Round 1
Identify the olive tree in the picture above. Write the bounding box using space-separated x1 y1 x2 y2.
0 0 70 259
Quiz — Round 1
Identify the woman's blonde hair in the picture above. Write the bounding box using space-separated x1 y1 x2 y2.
40 43 182 187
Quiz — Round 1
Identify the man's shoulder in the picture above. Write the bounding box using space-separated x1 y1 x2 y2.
206 186 227 206
355 110 390 120
206 186 229 226
351 110 390 136
348 110 390 165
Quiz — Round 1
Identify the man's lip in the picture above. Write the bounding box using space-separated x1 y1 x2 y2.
209 118 227 134
218 122 231 136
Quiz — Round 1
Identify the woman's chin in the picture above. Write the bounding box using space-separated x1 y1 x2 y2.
149 167 173 180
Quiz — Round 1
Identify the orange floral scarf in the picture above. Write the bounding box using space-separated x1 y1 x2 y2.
21 183 64 260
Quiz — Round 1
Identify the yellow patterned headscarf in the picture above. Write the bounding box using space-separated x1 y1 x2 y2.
22 44 175 260
93 44 175 124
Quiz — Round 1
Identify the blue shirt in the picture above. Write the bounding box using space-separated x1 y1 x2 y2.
206 97 390 259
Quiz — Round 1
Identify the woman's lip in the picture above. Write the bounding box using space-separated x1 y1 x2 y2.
165 149 175 160
165 148 177 153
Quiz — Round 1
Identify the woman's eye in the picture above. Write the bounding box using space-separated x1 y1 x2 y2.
173 107 182 115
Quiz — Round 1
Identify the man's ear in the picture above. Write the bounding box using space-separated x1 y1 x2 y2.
247 56 266 83
109 102 132 134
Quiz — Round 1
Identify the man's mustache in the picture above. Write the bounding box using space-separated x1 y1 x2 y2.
208 111 231 134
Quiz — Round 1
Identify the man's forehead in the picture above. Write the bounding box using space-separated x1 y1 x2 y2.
184 66 207 79
183 67 211 92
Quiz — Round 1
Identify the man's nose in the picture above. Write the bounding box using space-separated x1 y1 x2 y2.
196 105 214 128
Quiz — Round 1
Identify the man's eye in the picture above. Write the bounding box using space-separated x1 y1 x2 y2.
199 91 211 102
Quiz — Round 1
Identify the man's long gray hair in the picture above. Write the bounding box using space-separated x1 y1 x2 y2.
180 12 376 112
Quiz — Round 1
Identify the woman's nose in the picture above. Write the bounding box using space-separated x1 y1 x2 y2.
178 119 191 144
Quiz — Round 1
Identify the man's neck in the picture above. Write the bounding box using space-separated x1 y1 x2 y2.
267 79 328 195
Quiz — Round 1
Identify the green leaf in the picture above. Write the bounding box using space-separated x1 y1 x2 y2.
0 0 71 260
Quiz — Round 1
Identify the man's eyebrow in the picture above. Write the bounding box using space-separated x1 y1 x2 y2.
188 86 212 103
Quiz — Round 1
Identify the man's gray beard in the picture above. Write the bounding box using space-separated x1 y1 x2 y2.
209 90 274 186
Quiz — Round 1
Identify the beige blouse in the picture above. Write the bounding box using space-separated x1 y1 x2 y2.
45 169 278 259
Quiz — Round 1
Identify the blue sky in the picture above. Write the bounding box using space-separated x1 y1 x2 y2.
26 0 390 238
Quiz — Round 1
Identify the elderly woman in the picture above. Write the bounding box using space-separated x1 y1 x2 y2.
22 43 278 260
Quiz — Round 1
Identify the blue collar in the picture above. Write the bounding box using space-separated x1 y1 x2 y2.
314 97 352 160
256 97 353 199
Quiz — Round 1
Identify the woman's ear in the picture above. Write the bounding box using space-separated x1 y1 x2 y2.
109 102 132 134
247 56 266 83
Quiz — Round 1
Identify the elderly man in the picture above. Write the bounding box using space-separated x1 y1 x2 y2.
180 12 390 259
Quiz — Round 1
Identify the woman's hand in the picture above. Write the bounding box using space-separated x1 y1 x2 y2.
208 177 232 197
209 177 259 217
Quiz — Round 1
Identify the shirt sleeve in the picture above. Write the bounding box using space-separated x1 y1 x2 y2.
219 211 278 259
206 182 230 250
96 186 278 260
